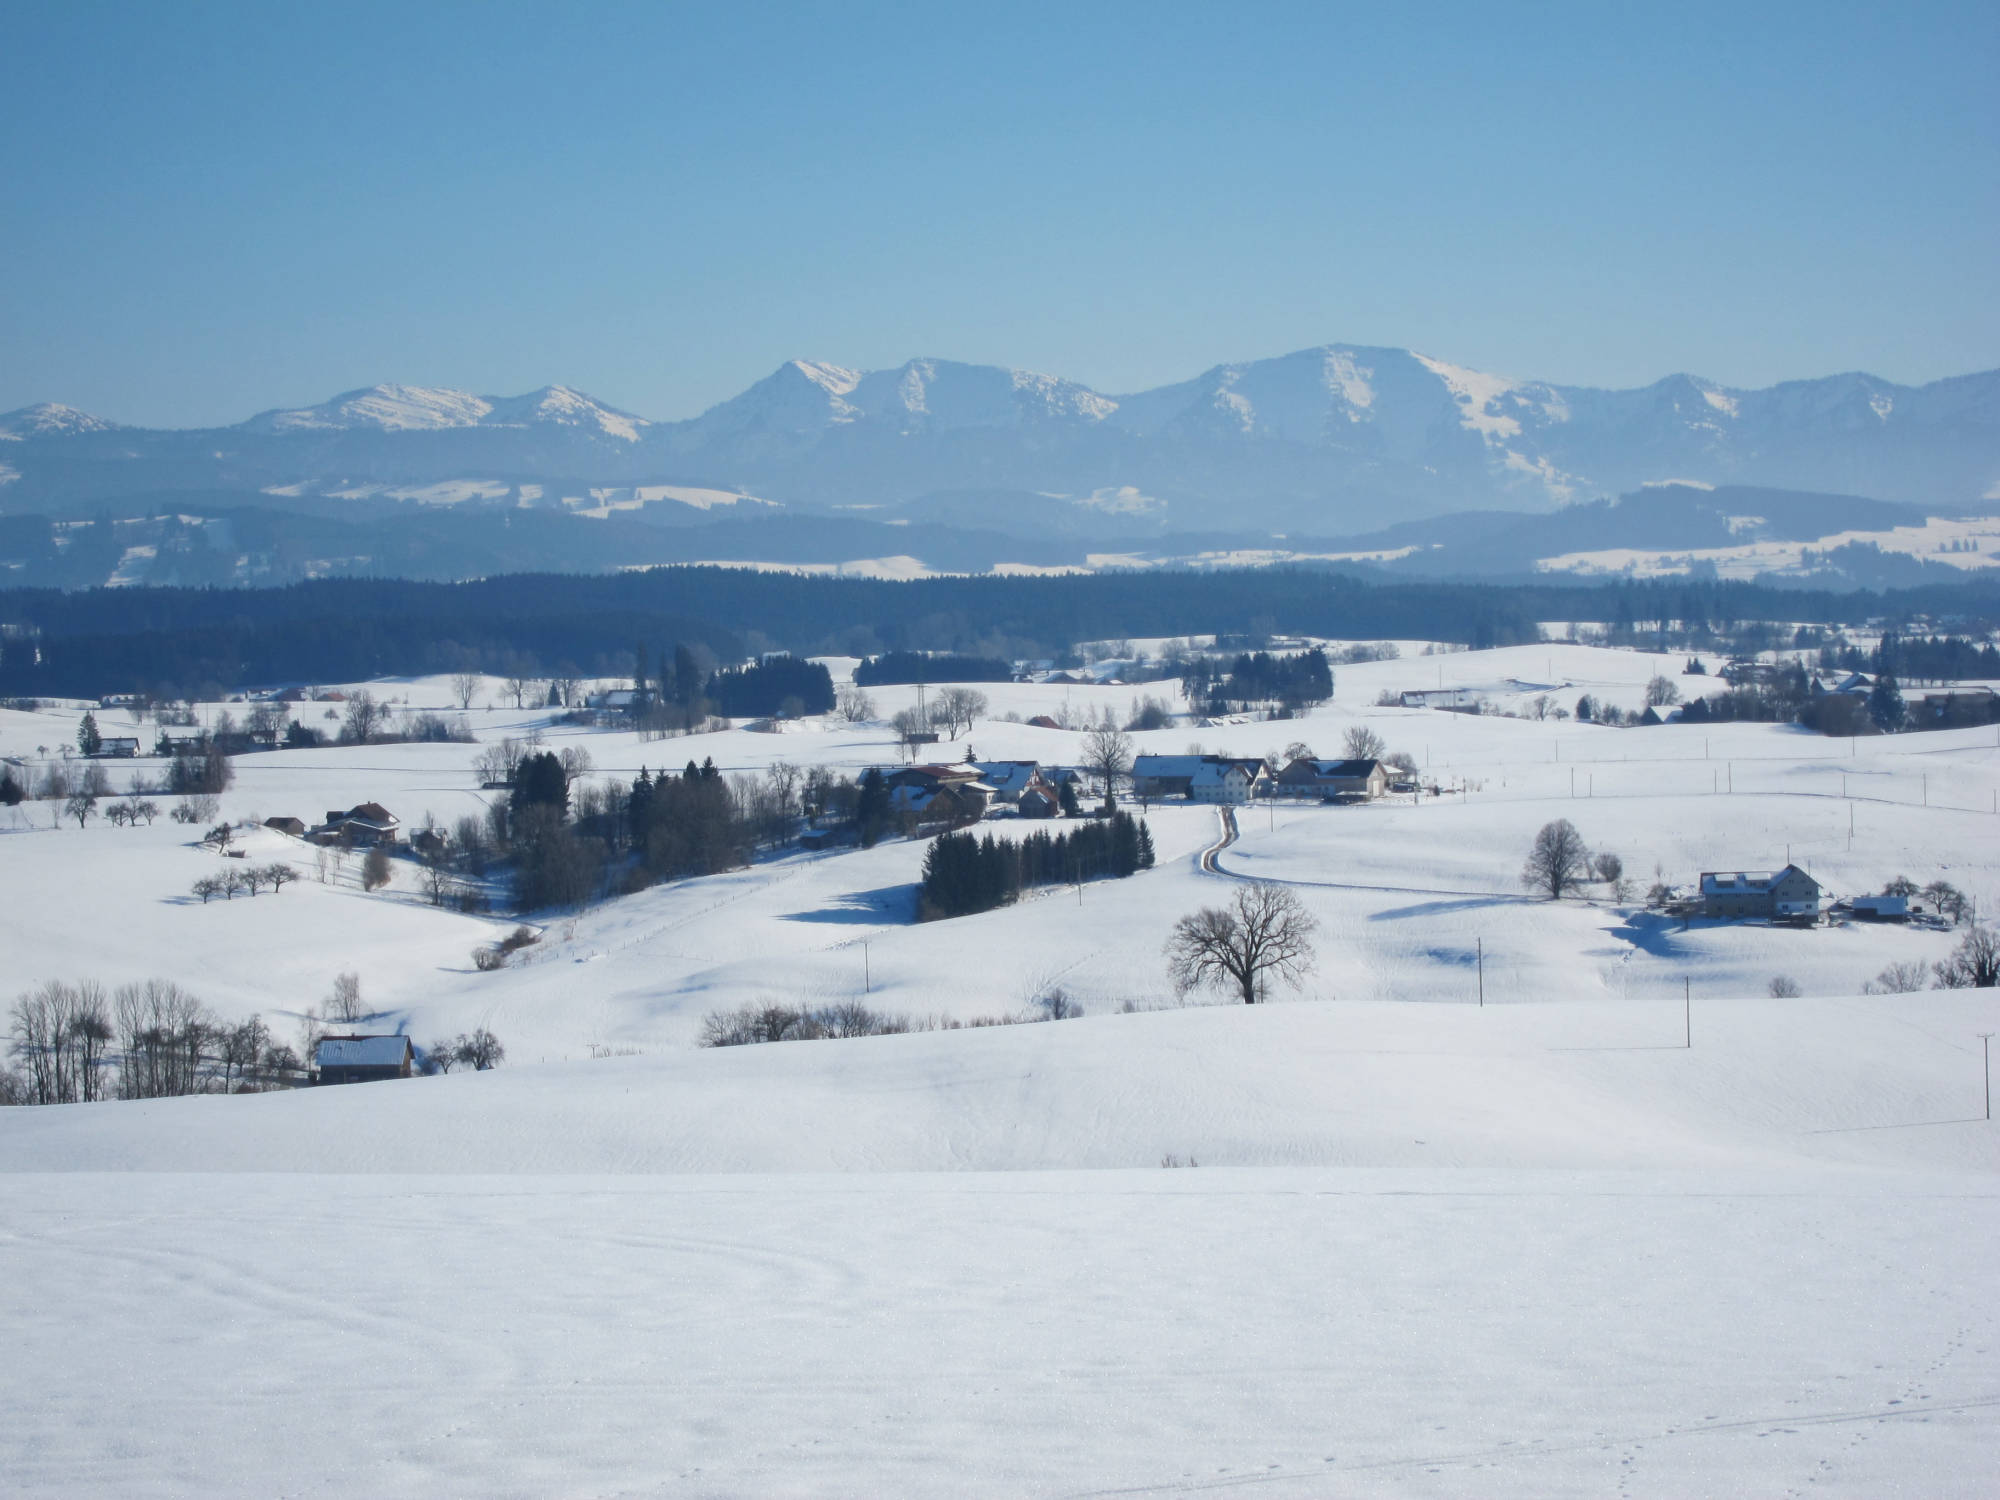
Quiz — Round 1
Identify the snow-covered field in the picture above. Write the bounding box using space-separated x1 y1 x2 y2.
4 642 1998 1496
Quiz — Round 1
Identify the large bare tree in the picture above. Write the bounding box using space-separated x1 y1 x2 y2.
931 687 989 738
1342 724 1386 761
1522 818 1591 900
1081 725 1134 804
1166 882 1319 1004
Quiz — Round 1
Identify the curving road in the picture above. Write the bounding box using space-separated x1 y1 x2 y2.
1195 806 1238 874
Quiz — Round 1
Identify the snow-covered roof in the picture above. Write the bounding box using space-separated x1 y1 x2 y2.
972 761 1040 792
1699 865 1816 896
315 1036 410 1068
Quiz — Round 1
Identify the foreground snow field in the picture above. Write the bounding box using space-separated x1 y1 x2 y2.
3 643 1998 1495
7 1167 1996 1499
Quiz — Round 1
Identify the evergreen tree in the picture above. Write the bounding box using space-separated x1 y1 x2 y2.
855 768 891 847
510 752 569 817
1868 673 1905 733
77 712 101 757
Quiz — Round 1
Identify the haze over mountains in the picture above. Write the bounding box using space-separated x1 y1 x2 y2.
4 343 1998 589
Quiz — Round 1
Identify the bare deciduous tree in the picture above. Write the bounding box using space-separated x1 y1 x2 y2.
1522 819 1591 900
835 684 876 723
1645 674 1682 707
1165 882 1319 1004
450 673 483 710
1342 725 1386 761
342 690 388 744
1081 725 1134 804
1863 961 1931 994
503 674 538 710
1934 925 1999 989
326 972 365 1022
455 1027 506 1070
932 687 989 738
113 979 212 1100
361 845 392 892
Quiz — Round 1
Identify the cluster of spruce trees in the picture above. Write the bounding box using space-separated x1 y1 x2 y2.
705 654 835 716
919 811 1155 921
1182 647 1335 713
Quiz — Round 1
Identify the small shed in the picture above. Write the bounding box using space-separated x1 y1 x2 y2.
315 1035 412 1085
264 816 307 837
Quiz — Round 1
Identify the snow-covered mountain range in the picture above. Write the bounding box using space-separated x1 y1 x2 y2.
4 346 1997 537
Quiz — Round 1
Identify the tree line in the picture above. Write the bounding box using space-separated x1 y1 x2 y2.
854 650 1014 685
14 564 1989 700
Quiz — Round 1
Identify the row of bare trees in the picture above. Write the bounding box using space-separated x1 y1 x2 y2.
4 979 300 1105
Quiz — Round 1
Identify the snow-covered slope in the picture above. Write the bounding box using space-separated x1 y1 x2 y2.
4 651 1998 1498
241 382 649 441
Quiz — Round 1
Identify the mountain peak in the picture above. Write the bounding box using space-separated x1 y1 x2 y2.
243 384 492 434
0 401 121 439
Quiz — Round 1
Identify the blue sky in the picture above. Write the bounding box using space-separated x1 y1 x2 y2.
3 2 1995 427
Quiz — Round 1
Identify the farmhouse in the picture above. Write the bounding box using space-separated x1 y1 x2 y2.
1274 756 1388 800
1132 754 1269 805
1400 687 1481 710
1699 865 1822 921
311 802 402 847
887 765 994 824
1017 778 1063 818
314 1035 413 1085
92 736 141 758
971 760 1042 803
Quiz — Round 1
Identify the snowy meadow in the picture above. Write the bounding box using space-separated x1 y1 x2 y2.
3 642 1997 1497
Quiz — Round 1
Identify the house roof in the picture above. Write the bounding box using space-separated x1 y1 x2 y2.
1699 864 1819 896
343 802 399 828
315 1035 411 1068
1191 761 1252 787
972 760 1040 792
1285 757 1381 779
1134 754 1267 780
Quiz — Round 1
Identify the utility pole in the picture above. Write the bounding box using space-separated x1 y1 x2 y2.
1477 938 1484 1007
1980 1034 1993 1122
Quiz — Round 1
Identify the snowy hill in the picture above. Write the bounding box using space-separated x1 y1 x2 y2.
241 381 651 441
4 651 1998 1497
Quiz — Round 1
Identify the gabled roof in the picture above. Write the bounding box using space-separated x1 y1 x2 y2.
1134 754 1267 779
1284 757 1381 779
972 760 1040 792
342 802 399 828
315 1035 411 1067
1699 864 1819 896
